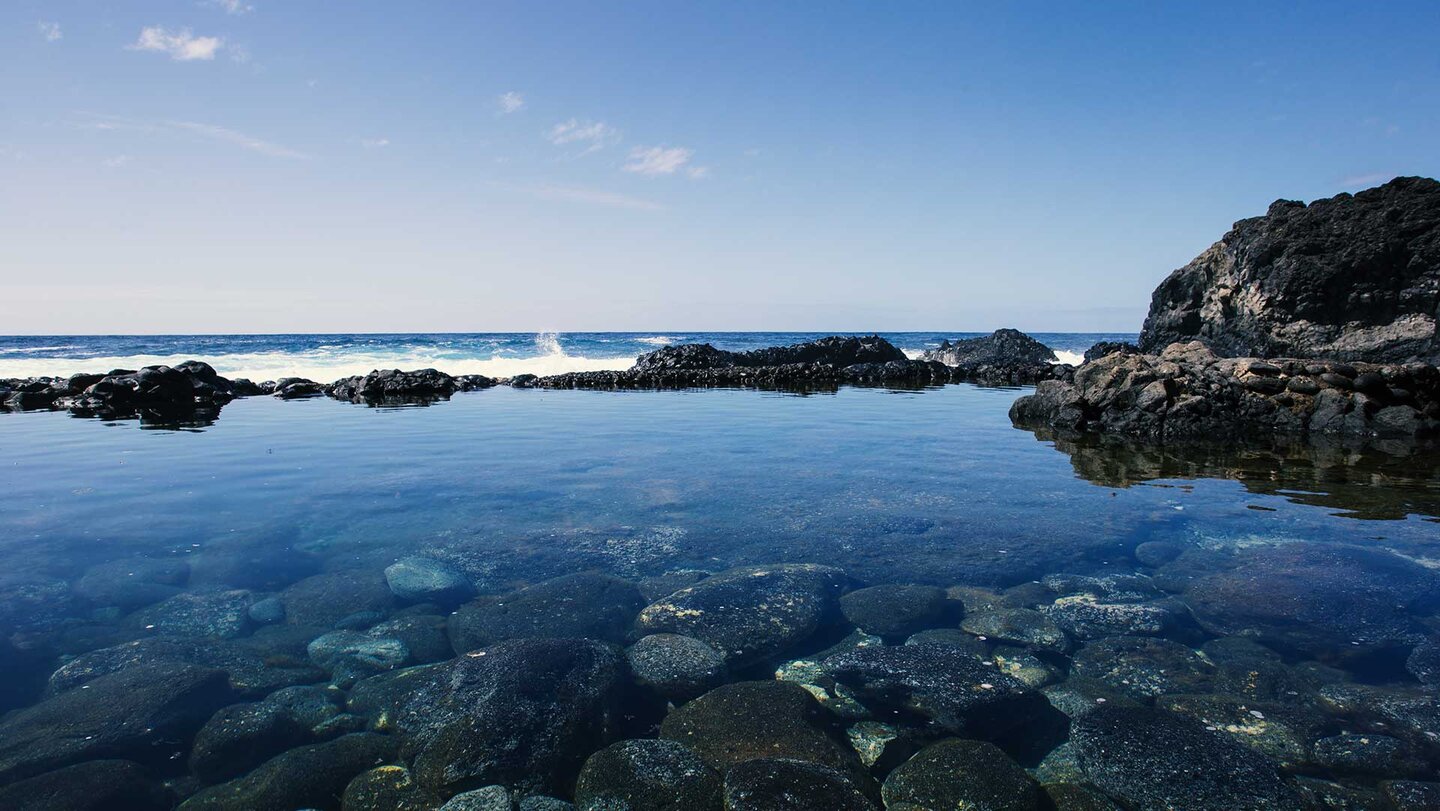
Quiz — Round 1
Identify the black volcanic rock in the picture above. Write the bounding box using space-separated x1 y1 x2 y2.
1139 176 1440 364
329 368 493 404
1010 341 1440 440
1083 341 1140 363
922 329 1057 367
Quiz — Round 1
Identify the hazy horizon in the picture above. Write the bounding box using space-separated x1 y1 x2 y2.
3 2 1436 334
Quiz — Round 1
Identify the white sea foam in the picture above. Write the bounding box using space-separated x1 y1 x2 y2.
0 341 636 382
1052 349 1085 365
636 335 682 346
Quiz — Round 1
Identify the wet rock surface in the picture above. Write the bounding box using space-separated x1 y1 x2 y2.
626 633 728 701
839 583 948 639
922 328 1058 367
0 759 172 811
179 732 397 810
1011 341 1440 441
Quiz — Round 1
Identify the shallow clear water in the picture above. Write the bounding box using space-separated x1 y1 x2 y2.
2 382 1439 806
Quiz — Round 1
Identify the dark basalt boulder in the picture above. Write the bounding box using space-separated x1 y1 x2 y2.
923 329 1057 367
270 377 326 399
3 360 251 421
632 343 740 372
189 685 350 784
820 643 1064 750
634 564 848 665
45 635 326 699
1183 543 1440 657
1010 341 1440 441
574 739 722 811
880 739 1044 811
178 732 398 811
722 758 877 811
1139 176 1440 364
625 634 728 701
839 583 948 639
1071 705 1303 810
1083 341 1140 363
0 661 235 785
658 681 864 780
0 760 171 811
388 638 625 797
448 572 646 653
739 335 906 367
341 765 442 811
329 368 475 405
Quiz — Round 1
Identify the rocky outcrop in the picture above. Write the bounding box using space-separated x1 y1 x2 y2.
922 328 1056 367
1010 341 1440 441
1139 176 1440 364
1 361 257 421
328 368 495 405
539 334 1065 390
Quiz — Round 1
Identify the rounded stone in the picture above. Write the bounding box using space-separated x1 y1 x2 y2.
839 584 947 638
723 758 877 811
881 738 1043 811
574 739 721 811
384 556 475 605
626 634 728 701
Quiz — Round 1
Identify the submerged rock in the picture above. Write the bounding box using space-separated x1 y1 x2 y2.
179 732 397 811
960 608 1069 652
0 661 234 785
74 557 189 609
278 570 397 628
390 638 624 796
839 583 947 639
626 634 728 701
384 556 476 605
722 758 877 811
634 564 847 665
46 635 324 699
0 759 171 811
821 643 1062 748
126 588 254 639
1183 543 1440 656
880 738 1044 811
1072 705 1302 810
659 681 862 779
574 739 722 811
448 572 645 652
1071 636 1214 700
189 684 347 783
341 765 441 811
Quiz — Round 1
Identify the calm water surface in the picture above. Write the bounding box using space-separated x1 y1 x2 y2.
1 384 1438 806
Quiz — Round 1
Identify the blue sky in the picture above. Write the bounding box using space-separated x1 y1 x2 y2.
2 2 1437 334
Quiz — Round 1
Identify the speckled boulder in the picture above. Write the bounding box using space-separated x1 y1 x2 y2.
574 739 721 811
1072 705 1302 810
626 634 728 701
723 758 877 811
448 572 645 652
635 564 847 665
839 584 947 638
881 739 1043 811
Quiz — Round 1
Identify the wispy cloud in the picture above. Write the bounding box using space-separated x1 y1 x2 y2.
103 155 133 168
82 114 308 159
206 0 254 14
38 21 62 42
498 92 525 115
624 145 709 179
496 182 662 212
546 119 620 155
129 27 224 61
360 137 390 148
1338 172 1395 189
168 120 307 158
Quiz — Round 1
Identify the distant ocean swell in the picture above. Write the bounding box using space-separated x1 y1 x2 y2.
0 332 1129 382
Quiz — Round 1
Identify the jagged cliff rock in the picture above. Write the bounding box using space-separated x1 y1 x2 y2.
1139 176 1440 364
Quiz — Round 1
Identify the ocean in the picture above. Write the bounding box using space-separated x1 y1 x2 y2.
0 331 1135 382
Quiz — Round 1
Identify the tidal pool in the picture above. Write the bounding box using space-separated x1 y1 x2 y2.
1 384 1437 809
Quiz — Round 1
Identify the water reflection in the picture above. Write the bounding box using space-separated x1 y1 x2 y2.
1025 427 1440 521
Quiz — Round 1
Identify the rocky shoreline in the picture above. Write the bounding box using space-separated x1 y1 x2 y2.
0 331 1069 424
